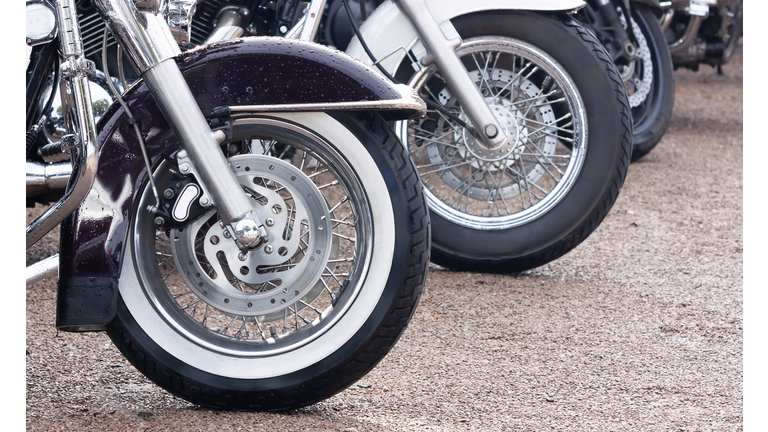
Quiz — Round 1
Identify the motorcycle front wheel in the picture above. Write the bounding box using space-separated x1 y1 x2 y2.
107 111 430 411
578 2 675 161
395 11 632 273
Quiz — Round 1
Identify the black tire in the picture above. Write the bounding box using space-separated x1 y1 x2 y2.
578 2 675 161
106 111 430 411
395 11 631 273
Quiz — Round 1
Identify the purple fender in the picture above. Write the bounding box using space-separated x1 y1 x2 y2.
55 37 424 330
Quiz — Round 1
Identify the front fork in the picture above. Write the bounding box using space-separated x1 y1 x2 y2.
90 0 267 249
594 0 637 61
393 0 508 148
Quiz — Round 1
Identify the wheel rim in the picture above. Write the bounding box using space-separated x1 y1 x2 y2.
133 117 372 358
398 37 587 231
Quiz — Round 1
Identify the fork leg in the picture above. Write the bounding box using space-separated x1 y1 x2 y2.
91 0 266 247
393 0 506 148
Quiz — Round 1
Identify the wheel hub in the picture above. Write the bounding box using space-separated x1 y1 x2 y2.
170 154 333 318
460 102 522 162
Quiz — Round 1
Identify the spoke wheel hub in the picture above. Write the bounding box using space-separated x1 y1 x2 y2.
459 100 523 162
170 154 333 318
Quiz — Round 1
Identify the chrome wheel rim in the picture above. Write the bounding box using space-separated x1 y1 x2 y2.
399 37 587 231
133 117 372 358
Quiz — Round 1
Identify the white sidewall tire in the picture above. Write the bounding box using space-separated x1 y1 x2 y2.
118 112 395 380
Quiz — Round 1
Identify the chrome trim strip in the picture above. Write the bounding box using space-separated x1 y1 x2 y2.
27 255 59 286
226 86 427 119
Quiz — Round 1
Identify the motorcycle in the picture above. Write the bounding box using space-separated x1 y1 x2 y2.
659 0 743 71
26 0 431 411
321 0 634 273
574 0 676 161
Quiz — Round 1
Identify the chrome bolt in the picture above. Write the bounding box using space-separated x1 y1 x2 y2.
179 163 191 174
279 25 288 34
484 124 499 139
238 252 247 261
264 245 274 254
154 217 164 226
265 218 275 227
223 229 231 239
163 188 175 199
200 197 210 207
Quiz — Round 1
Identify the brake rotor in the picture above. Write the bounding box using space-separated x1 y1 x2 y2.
170 154 333 319
626 15 653 108
422 69 558 201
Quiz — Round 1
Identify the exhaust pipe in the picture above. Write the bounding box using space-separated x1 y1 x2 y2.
27 161 72 196
204 6 248 45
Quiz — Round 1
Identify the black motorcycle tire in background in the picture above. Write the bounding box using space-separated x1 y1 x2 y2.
106 111 430 411
395 11 632 273
579 2 675 162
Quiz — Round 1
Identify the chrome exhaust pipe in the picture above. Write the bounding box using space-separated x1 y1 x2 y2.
27 161 72 196
204 6 248 44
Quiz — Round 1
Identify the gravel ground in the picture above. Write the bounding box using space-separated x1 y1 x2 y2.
25 48 744 431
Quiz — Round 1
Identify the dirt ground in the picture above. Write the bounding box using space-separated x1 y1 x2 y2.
24 47 744 431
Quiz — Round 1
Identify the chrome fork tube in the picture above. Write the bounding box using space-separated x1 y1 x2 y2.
393 0 504 147
26 0 99 250
91 0 267 248
141 62 259 226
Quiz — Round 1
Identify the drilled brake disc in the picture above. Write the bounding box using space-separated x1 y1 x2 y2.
170 154 334 319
